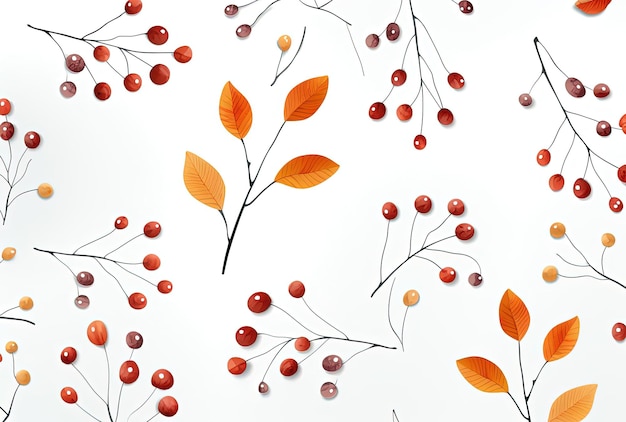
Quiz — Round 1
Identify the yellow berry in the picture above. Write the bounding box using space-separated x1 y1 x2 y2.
402 289 420 306
5 341 17 354
602 233 616 247
277 35 291 52
542 265 558 282
550 222 566 238
1 247 15 261
15 369 30 385
37 183 53 198
19 296 33 310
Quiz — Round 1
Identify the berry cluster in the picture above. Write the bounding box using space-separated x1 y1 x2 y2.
521 37 626 212
228 282 396 399
0 341 31 421
28 1 192 100
458 289 597 421
35 217 171 310
373 196 481 298
185 76 339 274
60 320 178 420
0 98 53 225
367 0 472 150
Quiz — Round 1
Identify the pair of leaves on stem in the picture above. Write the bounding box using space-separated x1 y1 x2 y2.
457 289 597 421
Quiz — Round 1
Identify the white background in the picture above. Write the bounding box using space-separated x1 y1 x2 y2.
0 0 625 420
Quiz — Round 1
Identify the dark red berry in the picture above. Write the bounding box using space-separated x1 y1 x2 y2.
365 34 379 48
593 83 610 98
437 108 454 125
573 178 591 199
386 23 400 41
414 134 426 150
609 197 623 212
236 24 251 38
459 0 473 13
391 69 407 86
565 78 586 98
447 72 465 89
596 121 611 136
519 93 532 106
224 4 239 16
369 102 386 120
382 202 398 220
414 195 432 213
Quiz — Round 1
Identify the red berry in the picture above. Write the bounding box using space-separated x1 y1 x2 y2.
609 197 623 212
459 0 473 13
0 122 14 141
158 396 178 417
0 98 11 115
288 280 305 298
119 360 140 384
447 72 465 89
549 174 565 191
536 149 551 166
236 326 258 347
619 114 626 128
115 216 128 229
437 108 454 125
565 77 585 98
455 223 475 240
94 82 112 101
60 347 77 364
414 195 432 213
61 387 78 404
295 337 310 351
157 280 172 293
596 121 611 136
225 4 239 16
439 267 456 283
397 104 413 121
236 24 252 38
66 54 85 72
386 23 400 41
369 102 386 120
573 178 591 199
414 134 426 150
125 0 142 14
147 26 168 45
152 369 174 388
618 165 626 182
382 202 398 220
613 322 626 341
519 93 533 106
365 34 380 48
247 292 271 313
123 73 142 92
150 64 170 85
447 199 465 216
593 83 610 98
128 292 147 309
144 221 161 238
143 254 161 270
93 45 110 62
24 131 41 148
280 358 298 376
174 46 192 63
391 69 407 86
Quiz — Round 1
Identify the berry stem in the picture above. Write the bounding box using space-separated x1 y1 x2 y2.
74 229 116 254
72 363 108 406
103 345 114 422
2 385 19 422
82 12 125 39
297 0 351 25
345 24 365 76
517 341 532 421
302 297 349 339
126 388 156 422
387 278 404 349
270 27 307 87
562 233 626 289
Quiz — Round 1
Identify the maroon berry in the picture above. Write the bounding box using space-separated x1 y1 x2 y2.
596 121 611 137
0 122 14 141
60 81 77 98
147 26 168 45
365 34 380 48
519 93 532 106
236 24 251 38
66 54 85 72
369 102 386 120
565 77 586 98
618 165 626 182
224 4 239 16
236 326 258 347
593 83 610 98
459 0 473 13
382 202 398 220
386 23 400 41
24 131 41 148
468 273 483 286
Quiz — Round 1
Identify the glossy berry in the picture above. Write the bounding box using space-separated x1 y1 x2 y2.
601 233 616 247
322 355 343 372
143 254 161 270
455 223 474 240
66 54 85 72
369 102 386 120
258 382 269 394
94 82 112 101
414 195 432 213
620 114 626 128
468 273 483 286
61 387 78 404
391 69 407 86
439 267 456 283
519 93 533 107
536 149 551 166
236 24 252 38
247 292 271 313
144 221 161 238
147 26 168 45
60 81 77 98
550 222 566 238
321 382 338 399
75 295 90 309
593 83 610 98
0 98 11 115
61 347 77 364
414 134 426 150
596 121 611 136
128 292 147 309
15 370 30 386
158 396 178 417
150 64 170 85
288 280 305 298
447 72 465 89
38 183 54 198
386 23 400 41
365 34 380 48
23 131 40 148
573 178 591 199
93 45 110 62
0 122 14 141
119 360 140 384
76 271 94 286
115 216 128 229
549 174 565 191
397 104 413 121
1 247 16 260
125 0 142 14
158 280 173 293
565 77 585 98
295 336 311 351
123 73 142 92
280 358 298 376
612 322 626 341
609 197 623 212
277 35 291 51
236 326 258 347
447 199 465 216
459 0 473 13
382 202 398 220
126 331 144 349
152 369 174 389
5 341 17 353
225 4 239 16
618 165 626 182
437 108 454 125
403 289 419 306
542 265 558 282
174 46 193 63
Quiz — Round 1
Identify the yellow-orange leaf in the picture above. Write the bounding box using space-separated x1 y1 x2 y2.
219 81 252 139
183 151 226 210
274 155 339 189
499 289 530 341
456 357 509 393
543 316 580 362
283 76 329 121
575 0 611 14
548 384 597 422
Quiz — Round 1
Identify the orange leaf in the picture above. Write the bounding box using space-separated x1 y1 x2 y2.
548 384 598 422
499 289 531 341
183 151 226 210
283 76 329 121
274 155 339 189
543 316 580 362
219 82 252 139
575 0 611 14
456 357 509 393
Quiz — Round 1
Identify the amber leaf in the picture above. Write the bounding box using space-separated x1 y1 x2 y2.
183 151 226 210
274 155 339 189
575 0 611 14
219 81 252 139
456 356 509 393
548 384 597 422
543 316 580 362
283 76 329 121
499 289 531 341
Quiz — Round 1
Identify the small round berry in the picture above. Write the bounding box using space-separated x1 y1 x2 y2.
550 222 566 238
596 121 611 136
321 382 338 399
447 199 465 216
447 72 465 89
403 289 419 306
294 336 310 351
0 98 11 115
125 0 142 14
93 45 110 62
126 331 143 349
128 292 147 309
365 34 380 48
386 23 400 41
173 46 192 63
0 122 14 141
609 197 623 212
414 195 432 213
76 271 94 286
15 370 30 386
397 104 413 121
459 0 473 13
94 82 112 100
60 347 77 364
618 165 626 182
1 247 16 261
414 134 426 150
123 73 142 92
115 216 128 229
536 149 551 166
66 54 85 72
147 26 168 45
143 254 160 270
60 81 77 98
468 272 483 286
593 83 610 98
150 64 170 85
322 355 343 372
75 295 90 309
455 223 475 240
601 233 616 247
258 382 269 394
549 174 565 191
542 265 558 282
247 292 271 313
236 326 258 347
437 108 454 125
144 221 161 238
573 178 591 199
37 183 53 198
236 24 252 38
119 360 140 384
280 358 298 376
288 280 305 298
158 280 173 294
158 396 178 417
369 102 386 120
519 93 532 106
225 4 239 16
382 202 398 220
439 267 456 283
151 369 174 389
391 69 407 86
24 131 41 149
5 341 17 353
61 387 78 404
19 296 33 310
565 77 586 98
612 322 626 341
277 35 291 51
